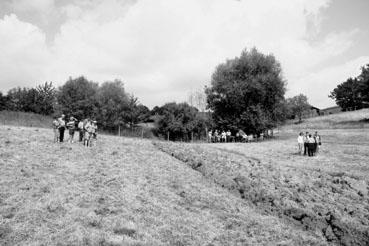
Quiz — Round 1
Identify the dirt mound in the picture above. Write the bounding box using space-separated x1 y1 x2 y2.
154 141 369 245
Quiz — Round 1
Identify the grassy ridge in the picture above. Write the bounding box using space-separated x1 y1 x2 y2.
0 111 52 128
284 108 369 130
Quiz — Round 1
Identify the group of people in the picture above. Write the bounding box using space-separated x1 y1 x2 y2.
208 129 233 143
52 114 98 147
208 129 265 143
297 131 321 157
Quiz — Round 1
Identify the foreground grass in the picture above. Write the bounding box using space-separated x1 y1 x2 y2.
0 126 326 246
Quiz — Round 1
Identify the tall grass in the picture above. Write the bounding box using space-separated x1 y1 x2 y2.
0 110 52 128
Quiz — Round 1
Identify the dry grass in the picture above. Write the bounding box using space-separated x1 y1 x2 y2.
1 109 369 245
284 108 369 130
0 125 325 246
154 127 369 245
0 111 52 129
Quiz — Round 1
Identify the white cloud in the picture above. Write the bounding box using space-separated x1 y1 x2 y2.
289 56 369 108
0 14 50 90
0 0 364 108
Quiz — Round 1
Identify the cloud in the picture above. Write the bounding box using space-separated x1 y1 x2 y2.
289 56 369 108
0 14 50 90
0 0 364 108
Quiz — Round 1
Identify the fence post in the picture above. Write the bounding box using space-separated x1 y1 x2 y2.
141 128 144 138
118 125 121 137
167 132 170 141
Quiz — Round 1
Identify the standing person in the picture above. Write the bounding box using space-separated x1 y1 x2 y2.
221 130 227 143
303 131 309 155
314 131 321 154
226 130 232 142
92 120 98 142
297 132 304 155
52 116 60 143
58 114 66 142
83 119 93 147
208 130 212 143
78 120 84 142
214 130 219 143
66 117 76 143
307 134 316 157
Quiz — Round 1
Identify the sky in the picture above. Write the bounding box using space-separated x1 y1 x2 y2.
0 0 368 109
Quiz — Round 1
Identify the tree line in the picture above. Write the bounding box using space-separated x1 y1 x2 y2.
0 77 151 132
2 47 363 141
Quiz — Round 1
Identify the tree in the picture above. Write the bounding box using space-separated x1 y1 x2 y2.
286 94 310 123
57 76 99 120
357 64 369 106
330 64 369 110
329 77 362 111
96 80 130 130
36 82 57 115
205 47 286 134
0 92 7 111
156 102 208 141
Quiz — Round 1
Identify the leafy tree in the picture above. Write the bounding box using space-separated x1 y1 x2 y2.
96 80 130 130
357 64 369 106
330 64 369 110
286 94 310 122
0 92 7 111
329 77 362 111
156 102 207 141
36 82 56 115
57 76 99 120
205 47 286 134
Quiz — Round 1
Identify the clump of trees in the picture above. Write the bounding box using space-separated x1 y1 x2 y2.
153 102 209 141
330 64 369 110
205 48 287 135
0 77 150 133
286 94 311 123
0 82 56 115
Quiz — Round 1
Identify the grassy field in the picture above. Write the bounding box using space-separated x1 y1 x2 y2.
0 111 52 129
1 110 369 245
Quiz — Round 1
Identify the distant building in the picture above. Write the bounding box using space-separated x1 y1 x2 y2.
302 106 320 118
320 106 342 116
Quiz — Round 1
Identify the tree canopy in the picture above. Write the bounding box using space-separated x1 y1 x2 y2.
286 94 310 122
205 48 286 134
330 64 369 110
156 102 208 141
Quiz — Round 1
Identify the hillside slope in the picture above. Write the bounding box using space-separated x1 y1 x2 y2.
0 111 52 129
0 126 326 246
283 108 369 130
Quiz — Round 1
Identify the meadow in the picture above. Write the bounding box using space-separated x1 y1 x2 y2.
1 110 369 245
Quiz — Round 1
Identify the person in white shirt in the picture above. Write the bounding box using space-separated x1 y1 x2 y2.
221 131 227 143
297 132 304 154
